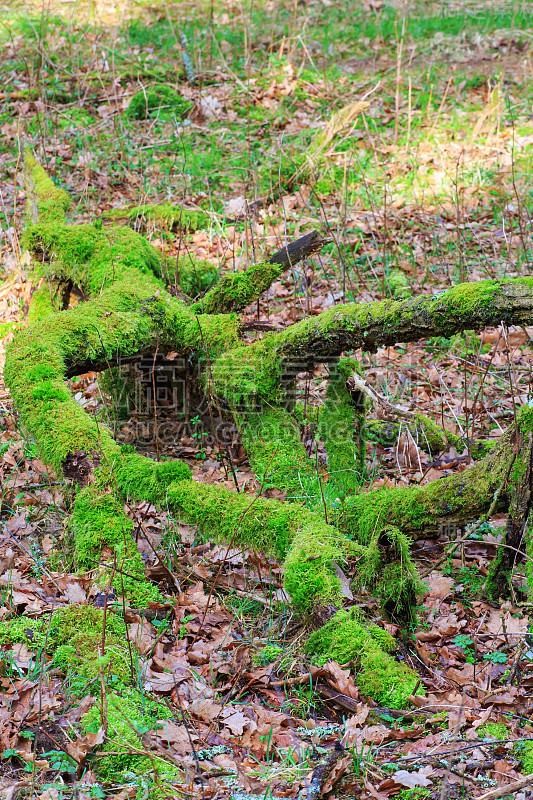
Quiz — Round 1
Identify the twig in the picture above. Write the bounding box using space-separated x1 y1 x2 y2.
395 737 533 763
438 695 465 800
477 774 533 800
150 331 160 462
306 741 345 800
347 372 415 419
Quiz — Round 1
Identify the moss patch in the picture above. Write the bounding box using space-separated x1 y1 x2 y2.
83 691 177 784
0 605 131 683
318 358 366 496
125 84 192 120
238 405 315 497
105 203 210 233
305 608 422 708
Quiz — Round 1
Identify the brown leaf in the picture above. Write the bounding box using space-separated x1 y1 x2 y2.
363 777 390 799
221 709 250 735
424 574 454 601
189 697 222 722
128 620 155 655
157 720 195 755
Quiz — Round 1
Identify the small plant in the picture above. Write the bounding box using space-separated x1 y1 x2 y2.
453 634 476 663
253 644 285 666
191 414 209 460
43 749 77 773
178 614 194 639
350 740 377 777
152 617 170 633
288 682 320 718
259 726 275 767
85 786 106 799
483 651 507 664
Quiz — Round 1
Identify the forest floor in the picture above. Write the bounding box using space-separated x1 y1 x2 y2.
2 1 533 798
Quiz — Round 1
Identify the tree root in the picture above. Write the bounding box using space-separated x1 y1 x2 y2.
7 152 533 711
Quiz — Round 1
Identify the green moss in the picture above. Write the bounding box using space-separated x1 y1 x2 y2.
192 258 288 315
283 525 344 611
470 438 498 459
434 279 497 315
478 722 508 739
211 336 283 409
24 149 70 224
412 413 462 453
339 418 513 544
105 203 210 233
386 268 411 298
397 790 431 800
356 526 425 620
23 222 168 296
113 452 191 506
0 321 14 339
125 84 192 120
318 358 366 496
238 406 315 496
83 692 178 783
175 253 218 297
367 415 462 454
367 623 396 653
0 606 131 683
521 742 533 774
27 280 65 324
305 609 421 708
51 605 131 681
0 614 49 650
71 482 162 605
164 479 297 559
485 545 509 600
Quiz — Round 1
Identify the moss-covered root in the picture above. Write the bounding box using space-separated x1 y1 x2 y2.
367 414 462 455
276 278 533 364
356 526 425 621
68 454 189 605
238 406 316 498
339 408 522 545
319 358 366 496
163 481 347 611
71 482 162 605
23 221 168 296
191 258 286 315
486 427 533 601
27 279 69 325
114 455 420 618
192 230 327 315
116 469 348 612
23 148 70 224
305 609 422 708
104 203 209 233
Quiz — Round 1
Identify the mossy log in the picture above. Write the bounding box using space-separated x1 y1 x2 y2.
6 153 533 707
